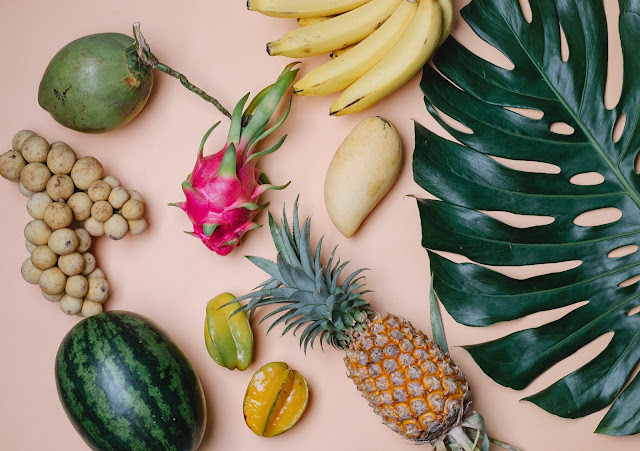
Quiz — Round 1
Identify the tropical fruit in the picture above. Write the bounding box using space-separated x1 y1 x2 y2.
233 201 518 448
243 362 309 437
170 64 297 256
205 293 254 370
249 0 453 114
55 311 207 451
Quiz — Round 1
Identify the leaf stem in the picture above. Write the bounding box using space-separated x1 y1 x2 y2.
132 22 232 120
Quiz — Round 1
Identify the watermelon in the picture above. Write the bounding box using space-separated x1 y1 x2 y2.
55 311 207 451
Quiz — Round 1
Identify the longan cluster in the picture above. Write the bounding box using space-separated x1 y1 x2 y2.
0 130 149 317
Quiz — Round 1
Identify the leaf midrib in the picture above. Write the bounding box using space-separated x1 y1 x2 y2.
497 8 640 210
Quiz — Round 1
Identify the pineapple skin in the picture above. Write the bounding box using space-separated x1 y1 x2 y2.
344 314 471 442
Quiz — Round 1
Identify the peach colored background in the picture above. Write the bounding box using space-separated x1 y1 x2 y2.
0 0 637 450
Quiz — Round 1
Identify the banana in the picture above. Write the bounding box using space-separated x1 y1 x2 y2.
248 0 372 18
298 16 333 27
330 0 442 116
294 0 418 97
436 0 453 45
267 0 403 58
330 44 356 59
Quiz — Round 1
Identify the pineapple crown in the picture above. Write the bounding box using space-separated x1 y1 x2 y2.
233 199 375 351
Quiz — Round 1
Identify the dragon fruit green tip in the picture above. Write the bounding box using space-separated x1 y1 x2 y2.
171 63 298 256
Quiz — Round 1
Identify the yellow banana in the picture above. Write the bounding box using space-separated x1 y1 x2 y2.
330 0 442 116
330 44 356 59
248 0 372 18
437 0 453 45
298 16 333 27
267 0 403 58
294 0 418 97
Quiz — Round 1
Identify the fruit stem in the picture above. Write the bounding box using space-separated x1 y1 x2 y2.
132 22 232 120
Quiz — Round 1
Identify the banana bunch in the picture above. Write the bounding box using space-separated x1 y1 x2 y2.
248 0 453 115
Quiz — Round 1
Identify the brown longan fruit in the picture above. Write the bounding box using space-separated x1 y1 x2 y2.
91 200 113 223
58 252 85 276
87 268 105 279
108 186 129 209
127 189 143 202
121 199 144 220
83 217 104 237
12 130 36 152
43 202 73 230
46 174 75 201
88 180 112 202
67 192 93 221
81 252 96 275
104 214 128 240
21 136 50 163
71 157 104 190
24 220 52 246
0 150 26 182
81 300 103 317
48 228 79 255
42 291 63 302
102 175 120 188
60 295 83 315
86 277 109 303
18 181 35 197
47 145 77 175
39 267 67 295
27 192 53 220
21 258 43 284
127 218 147 235
65 275 88 298
31 245 58 270
74 228 92 253
20 162 51 192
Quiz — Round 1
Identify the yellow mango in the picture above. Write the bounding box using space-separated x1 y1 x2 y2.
243 362 309 437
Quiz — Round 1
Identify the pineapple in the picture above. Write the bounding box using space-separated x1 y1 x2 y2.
235 200 519 450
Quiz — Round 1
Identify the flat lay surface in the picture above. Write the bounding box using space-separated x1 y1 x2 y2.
0 0 638 449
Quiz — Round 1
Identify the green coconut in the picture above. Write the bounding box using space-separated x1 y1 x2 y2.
38 23 230 134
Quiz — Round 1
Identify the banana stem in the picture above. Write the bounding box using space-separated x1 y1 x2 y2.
132 22 232 120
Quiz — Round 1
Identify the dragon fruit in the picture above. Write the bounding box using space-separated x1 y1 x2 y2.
171 64 298 256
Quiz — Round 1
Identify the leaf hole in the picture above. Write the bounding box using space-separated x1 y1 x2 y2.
612 113 626 143
573 207 622 227
481 210 555 228
627 305 640 317
608 244 638 259
635 150 640 175
518 0 532 23
604 0 623 110
450 14 515 71
489 155 561 174
618 274 640 288
558 22 569 62
432 106 474 134
550 122 575 135
503 106 544 120
569 172 605 186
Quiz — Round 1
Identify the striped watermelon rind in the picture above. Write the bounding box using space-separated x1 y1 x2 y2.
55 311 207 451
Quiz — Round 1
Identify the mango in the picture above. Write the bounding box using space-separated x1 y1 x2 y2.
204 293 253 370
243 362 309 437
324 116 403 237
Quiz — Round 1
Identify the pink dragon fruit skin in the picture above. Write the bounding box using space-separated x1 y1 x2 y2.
171 64 297 256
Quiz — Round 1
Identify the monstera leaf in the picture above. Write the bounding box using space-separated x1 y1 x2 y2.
413 0 640 436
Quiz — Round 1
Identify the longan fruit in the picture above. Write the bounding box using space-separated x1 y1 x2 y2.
25 239 37 253
121 199 144 220
0 150 26 182
12 130 36 152
83 217 104 237
60 295 83 315
103 175 120 188
127 189 143 202
108 186 129 209
39 267 67 295
58 252 85 276
74 228 92 253
48 228 79 255
87 268 105 279
81 300 103 317
20 162 51 192
65 275 88 298
67 192 93 221
27 192 53 220
91 200 113 223
88 180 112 202
43 202 73 230
21 135 50 163
47 145 77 175
104 214 128 240
18 181 35 197
42 291 63 302
24 220 52 246
86 277 109 303
71 157 104 190
127 218 147 235
31 245 58 270
21 258 43 284
46 174 74 201
81 252 96 275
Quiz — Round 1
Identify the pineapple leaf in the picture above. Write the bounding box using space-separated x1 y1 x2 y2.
342 268 368 292
314 236 324 274
246 256 285 284
413 0 640 436
268 212 288 259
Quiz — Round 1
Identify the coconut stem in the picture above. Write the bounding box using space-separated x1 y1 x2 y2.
132 22 232 120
